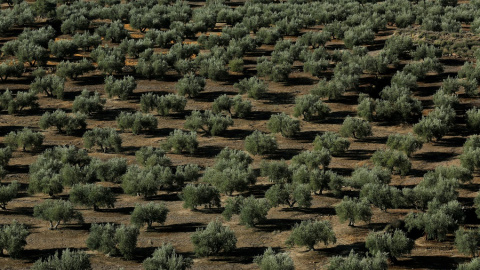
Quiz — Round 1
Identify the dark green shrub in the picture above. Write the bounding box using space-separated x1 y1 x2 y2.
340 116 372 139
191 219 237 257
31 249 91 270
48 40 78 59
56 59 95 80
72 90 106 115
267 113 300 138
313 132 350 156
180 184 221 210
143 243 193 270
455 228 480 258
121 165 173 198
0 181 19 210
161 129 198 154
286 219 336 251
86 223 139 259
0 60 23 82
175 73 206 98
371 149 411 176
116 112 157 134
265 183 312 208
69 184 116 211
293 94 330 121
335 196 372 226
4 128 44 151
30 75 65 99
234 77 268 100
39 110 87 135
254 247 294 270
33 200 84 229
222 195 271 227
104 76 137 100
130 202 169 230
135 147 171 167
83 127 122 153
184 110 233 136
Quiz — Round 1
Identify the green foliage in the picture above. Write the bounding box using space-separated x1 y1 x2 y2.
340 116 372 139
119 38 154 58
0 147 12 168
327 250 388 270
267 113 300 138
260 159 291 184
89 157 128 183
311 79 346 100
474 192 480 220
15 41 49 67
222 196 271 227
254 247 294 270
455 228 480 258
4 128 44 151
30 75 65 99
335 196 372 226
0 220 29 258
73 32 102 52
466 107 480 134
405 199 464 241
212 94 252 118
348 166 391 189
69 184 116 211
265 183 312 208
244 130 278 155
180 184 221 210
83 128 122 153
161 129 198 154
309 169 344 196
234 77 268 100
293 94 330 121
457 258 480 270
122 165 173 198
56 59 95 80
365 230 413 260
286 219 336 251
5 90 39 114
175 73 206 98
104 76 137 100
0 60 23 82
135 147 171 167
191 219 237 257
130 202 169 230
136 52 169 79
291 149 331 170
184 110 233 136
343 25 375 49
39 110 87 135
48 40 78 59
414 106 456 142
91 46 125 75
116 111 157 135
86 223 139 259
31 249 91 270
33 200 84 229
460 135 480 171
375 85 422 122
360 183 404 211
143 243 193 270
140 93 187 116
386 133 423 156
72 90 106 115
99 20 130 43
371 149 411 176
203 163 255 195
313 132 350 156
0 181 19 210
229 58 244 73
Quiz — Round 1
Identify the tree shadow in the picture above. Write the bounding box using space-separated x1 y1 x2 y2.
192 145 224 158
322 241 367 256
396 255 461 269
341 149 375 161
413 151 457 163
244 110 274 121
209 246 269 264
100 206 135 215
267 148 302 160
222 129 255 140
262 92 295 105
158 222 204 233
256 218 302 232
281 206 336 216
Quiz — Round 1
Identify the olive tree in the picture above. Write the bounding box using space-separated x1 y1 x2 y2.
69 184 116 211
143 243 193 270
327 250 388 270
56 59 95 80
161 129 198 154
265 183 312 208
335 196 372 226
180 184 221 210
386 133 423 156
466 107 480 134
0 181 20 210
313 132 350 156
140 93 187 116
191 219 237 257
121 165 173 198
244 130 278 155
184 110 233 136
286 219 336 251
0 221 30 258
457 258 480 270
130 202 169 230
212 94 252 118
4 128 44 151
72 90 106 115
135 147 171 167
33 200 84 229
254 247 294 270
104 76 137 100
116 112 157 134
86 223 139 259
83 128 122 153
48 40 78 59
455 228 480 258
365 230 413 260
267 113 300 138
234 77 268 100
30 75 65 99
0 60 23 82
340 116 372 139
222 196 271 227
31 249 91 270
371 149 411 176
39 110 87 135
176 73 206 98
293 94 330 121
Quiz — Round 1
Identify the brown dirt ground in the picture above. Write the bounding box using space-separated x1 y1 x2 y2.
1 2 480 269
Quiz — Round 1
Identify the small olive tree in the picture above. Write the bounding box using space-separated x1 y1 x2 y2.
180 184 221 210
286 219 336 251
69 184 116 211
33 200 84 229
340 116 372 139
4 128 44 151
191 219 237 257
130 202 169 230
161 129 198 154
313 132 350 156
31 249 91 270
254 247 294 270
143 243 193 270
335 196 372 226
83 128 122 153
104 76 137 100
293 94 330 121
86 223 139 260
267 113 300 138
